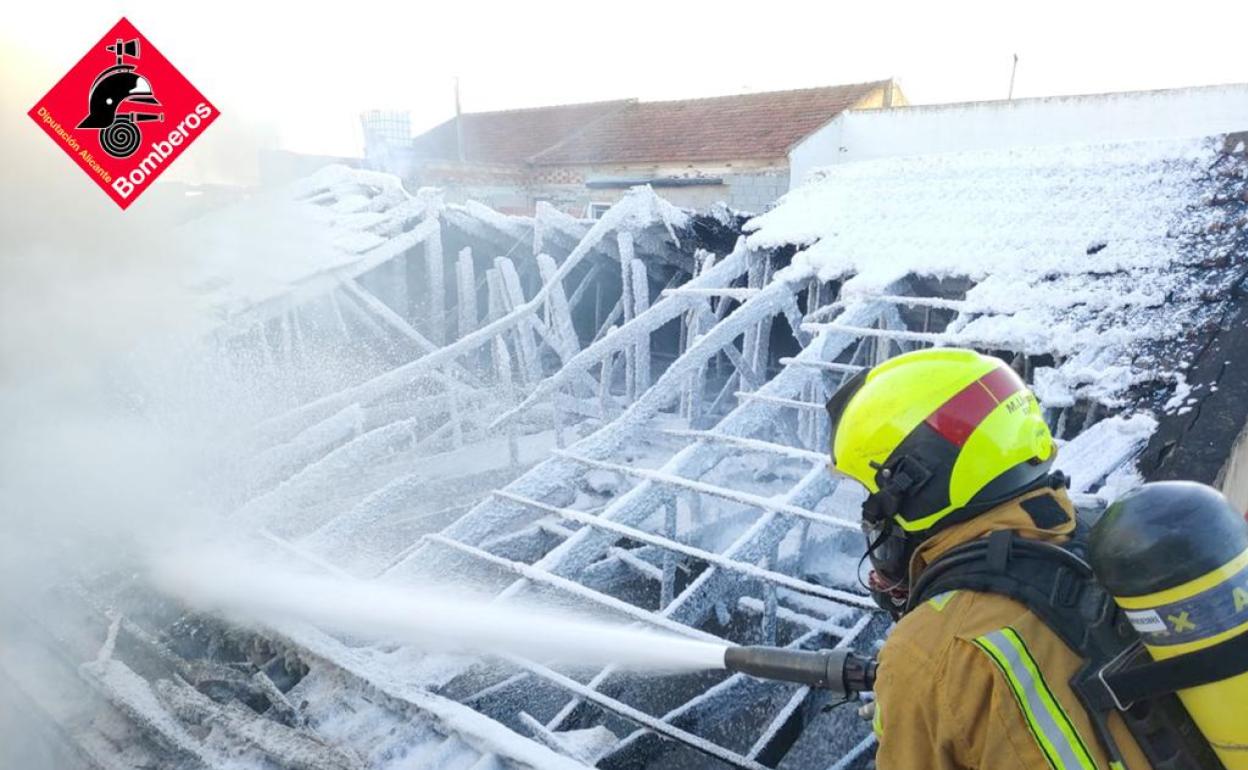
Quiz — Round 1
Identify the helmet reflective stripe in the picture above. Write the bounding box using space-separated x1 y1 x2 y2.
830 350 1000 494
972 627 1097 770
895 367 1034 532
925 367 1022 447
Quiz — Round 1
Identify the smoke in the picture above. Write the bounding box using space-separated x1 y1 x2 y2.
0 39 265 767
0 38 208 569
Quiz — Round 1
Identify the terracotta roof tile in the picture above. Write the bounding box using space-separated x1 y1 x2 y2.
407 81 889 167
409 99 634 165
531 81 888 165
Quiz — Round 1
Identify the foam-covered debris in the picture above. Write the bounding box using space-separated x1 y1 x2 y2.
747 136 1248 409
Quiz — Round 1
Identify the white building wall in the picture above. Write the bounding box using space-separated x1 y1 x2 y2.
568 171 788 215
789 84 1248 187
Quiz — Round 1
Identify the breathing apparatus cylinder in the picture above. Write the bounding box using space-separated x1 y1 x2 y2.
1089 481 1248 769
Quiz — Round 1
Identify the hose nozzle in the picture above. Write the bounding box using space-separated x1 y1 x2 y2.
724 646 877 697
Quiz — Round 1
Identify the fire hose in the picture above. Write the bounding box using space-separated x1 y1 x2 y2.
723 646 877 698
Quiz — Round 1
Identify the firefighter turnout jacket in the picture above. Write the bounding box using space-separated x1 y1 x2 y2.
872 487 1151 770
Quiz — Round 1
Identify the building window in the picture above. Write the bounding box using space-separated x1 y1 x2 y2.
587 202 611 219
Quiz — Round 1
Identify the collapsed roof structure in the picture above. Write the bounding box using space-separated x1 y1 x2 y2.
7 129 1247 770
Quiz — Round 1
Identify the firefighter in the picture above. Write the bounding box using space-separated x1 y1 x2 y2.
825 347 1152 769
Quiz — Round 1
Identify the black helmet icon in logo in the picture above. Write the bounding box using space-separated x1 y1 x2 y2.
77 37 165 158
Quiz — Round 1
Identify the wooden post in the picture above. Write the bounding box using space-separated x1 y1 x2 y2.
445 372 464 449
485 266 510 396
538 252 576 442
617 231 636 321
678 305 689 361
485 267 505 321
617 231 636 402
424 223 446 345
660 502 678 609
456 247 477 339
598 353 615 420
537 253 579 363
741 249 764 386
750 255 772 382
630 259 651 396
687 303 712 425
679 307 692 419
492 335 520 468
495 256 542 384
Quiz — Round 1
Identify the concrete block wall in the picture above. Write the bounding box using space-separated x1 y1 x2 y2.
380 158 793 215
406 171 792 215
725 170 790 214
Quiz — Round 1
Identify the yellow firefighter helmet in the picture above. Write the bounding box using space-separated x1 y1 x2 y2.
825 347 1055 533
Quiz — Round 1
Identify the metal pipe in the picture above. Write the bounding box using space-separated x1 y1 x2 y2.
723 646 877 697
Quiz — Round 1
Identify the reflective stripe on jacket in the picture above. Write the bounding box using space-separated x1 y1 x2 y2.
872 488 1151 770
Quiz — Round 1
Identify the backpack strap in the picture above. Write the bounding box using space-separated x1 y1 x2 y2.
908 528 1111 654
1082 618 1248 710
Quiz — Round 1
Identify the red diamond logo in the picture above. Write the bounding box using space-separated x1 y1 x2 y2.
28 18 219 210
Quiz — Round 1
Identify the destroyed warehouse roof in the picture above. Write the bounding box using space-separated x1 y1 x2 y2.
23 129 1248 770
747 130 1248 491
409 81 892 167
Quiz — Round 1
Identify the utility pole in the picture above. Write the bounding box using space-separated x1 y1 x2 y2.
454 76 466 163
1007 54 1019 100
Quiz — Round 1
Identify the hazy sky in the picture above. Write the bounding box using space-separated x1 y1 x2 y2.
7 1 1248 180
